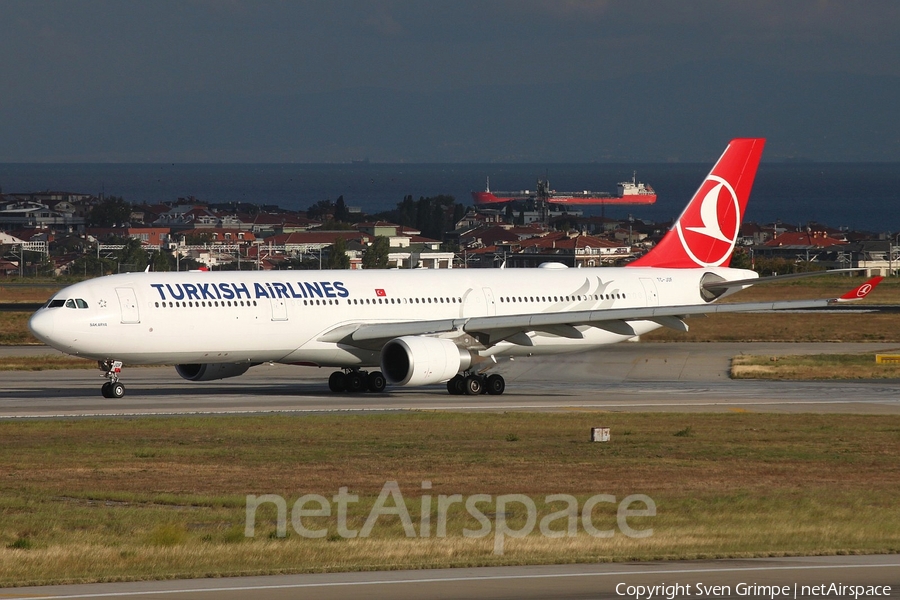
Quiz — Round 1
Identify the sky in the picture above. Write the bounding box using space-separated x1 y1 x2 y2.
1 1 899 162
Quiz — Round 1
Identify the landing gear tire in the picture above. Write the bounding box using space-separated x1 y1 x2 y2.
464 375 483 395
485 374 505 395
447 375 466 395
366 371 386 393
328 371 346 393
345 371 365 393
99 359 125 398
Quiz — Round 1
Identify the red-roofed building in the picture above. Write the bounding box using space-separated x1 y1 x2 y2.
269 230 373 253
454 209 508 230
459 225 546 250
763 231 848 248
754 229 851 268
248 213 321 235
510 232 631 267
87 227 171 247
0 258 19 276
200 229 257 244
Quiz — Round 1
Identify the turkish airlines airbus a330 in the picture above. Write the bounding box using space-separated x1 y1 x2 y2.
29 139 881 398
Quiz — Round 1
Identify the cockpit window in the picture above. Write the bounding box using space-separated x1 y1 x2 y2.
57 298 89 309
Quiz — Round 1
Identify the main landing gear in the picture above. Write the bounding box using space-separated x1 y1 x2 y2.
99 359 125 398
328 369 387 393
446 373 505 396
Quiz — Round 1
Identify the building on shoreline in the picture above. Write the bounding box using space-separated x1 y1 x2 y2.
1 190 897 275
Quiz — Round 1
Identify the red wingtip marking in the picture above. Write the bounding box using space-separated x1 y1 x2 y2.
839 276 884 301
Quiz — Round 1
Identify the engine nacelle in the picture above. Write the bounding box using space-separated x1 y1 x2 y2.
381 336 472 387
175 362 253 382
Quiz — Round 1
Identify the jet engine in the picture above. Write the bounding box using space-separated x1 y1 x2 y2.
175 362 254 382
381 336 472 386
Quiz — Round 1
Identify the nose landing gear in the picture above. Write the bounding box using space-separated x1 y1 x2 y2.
99 360 125 398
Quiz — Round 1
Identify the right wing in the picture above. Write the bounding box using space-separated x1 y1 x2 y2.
319 277 883 349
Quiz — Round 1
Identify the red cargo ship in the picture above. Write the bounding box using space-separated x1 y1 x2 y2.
471 172 656 206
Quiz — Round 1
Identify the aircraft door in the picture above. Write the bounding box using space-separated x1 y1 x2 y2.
270 297 288 321
482 287 496 316
115 287 140 324
639 278 659 307
461 288 481 317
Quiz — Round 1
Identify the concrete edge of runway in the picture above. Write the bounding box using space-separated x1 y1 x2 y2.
4 555 899 599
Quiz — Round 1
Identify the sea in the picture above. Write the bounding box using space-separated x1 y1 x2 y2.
1 162 898 233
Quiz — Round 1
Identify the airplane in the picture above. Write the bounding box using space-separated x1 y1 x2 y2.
28 138 882 399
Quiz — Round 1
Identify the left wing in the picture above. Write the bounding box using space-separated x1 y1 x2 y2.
320 277 883 349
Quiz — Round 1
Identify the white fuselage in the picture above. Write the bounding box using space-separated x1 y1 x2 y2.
29 265 753 368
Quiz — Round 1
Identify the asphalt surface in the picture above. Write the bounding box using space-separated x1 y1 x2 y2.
3 342 900 417
6 556 899 599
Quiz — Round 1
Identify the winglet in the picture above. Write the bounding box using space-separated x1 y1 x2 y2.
835 276 884 302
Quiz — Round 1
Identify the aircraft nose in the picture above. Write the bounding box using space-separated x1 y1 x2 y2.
28 309 56 346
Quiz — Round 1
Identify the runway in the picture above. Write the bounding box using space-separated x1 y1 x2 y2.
2 342 900 417
6 555 898 599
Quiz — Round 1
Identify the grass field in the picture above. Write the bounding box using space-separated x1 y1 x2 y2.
0 412 897 586
717 275 900 304
0 284 60 304
642 312 900 342
0 354 99 371
731 353 900 379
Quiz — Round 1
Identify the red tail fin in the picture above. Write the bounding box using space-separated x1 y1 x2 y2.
628 138 765 268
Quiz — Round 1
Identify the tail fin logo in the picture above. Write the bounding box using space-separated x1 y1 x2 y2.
675 175 740 267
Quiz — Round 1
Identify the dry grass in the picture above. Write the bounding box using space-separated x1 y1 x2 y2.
0 355 99 371
643 312 900 342
731 353 900 379
0 413 898 585
0 313 40 345
719 276 900 304
0 284 60 304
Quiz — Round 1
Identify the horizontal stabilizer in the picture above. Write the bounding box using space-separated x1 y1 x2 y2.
702 268 866 291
